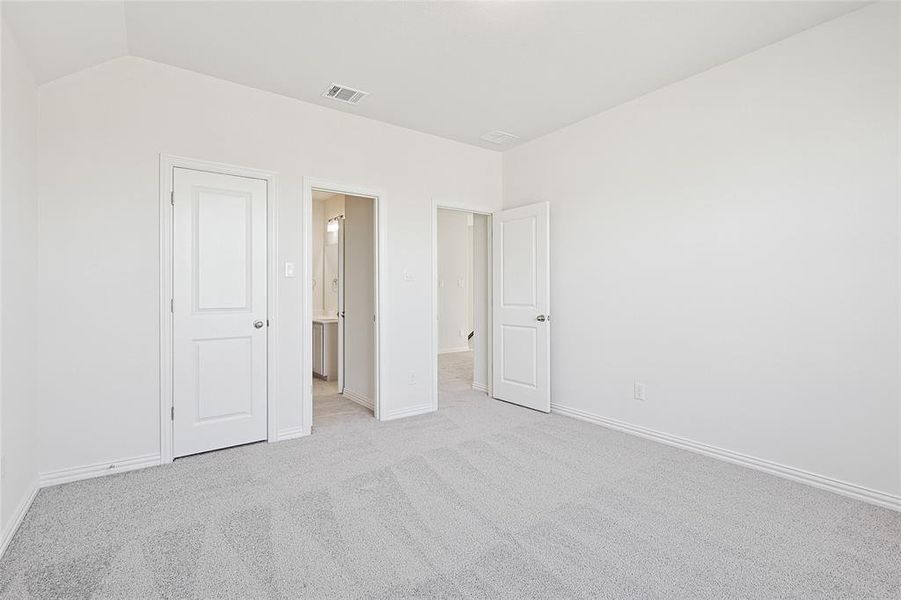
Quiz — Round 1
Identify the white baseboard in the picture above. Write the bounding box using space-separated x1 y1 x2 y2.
38 453 161 488
438 347 471 355
342 389 374 410
381 403 434 421
0 482 38 559
472 382 488 393
551 403 901 513
277 425 311 441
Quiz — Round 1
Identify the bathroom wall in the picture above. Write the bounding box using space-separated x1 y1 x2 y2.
312 192 344 317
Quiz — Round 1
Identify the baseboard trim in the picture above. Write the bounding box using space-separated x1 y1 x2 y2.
381 403 434 421
342 389 374 410
551 403 901 512
277 425 311 441
438 347 471 355
0 482 38 559
472 382 488 393
38 453 161 488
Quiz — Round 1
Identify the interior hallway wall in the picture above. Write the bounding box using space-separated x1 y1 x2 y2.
0 19 39 542
36 57 501 477
503 3 901 496
437 209 473 353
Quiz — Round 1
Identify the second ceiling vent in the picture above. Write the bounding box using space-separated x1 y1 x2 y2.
479 130 519 145
322 83 369 105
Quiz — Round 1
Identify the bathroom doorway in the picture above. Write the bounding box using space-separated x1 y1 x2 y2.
306 184 382 431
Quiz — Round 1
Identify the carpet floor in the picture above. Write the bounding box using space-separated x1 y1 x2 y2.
1 355 899 599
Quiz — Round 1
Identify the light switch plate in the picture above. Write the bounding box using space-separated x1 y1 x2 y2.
284 262 296 278
634 382 646 401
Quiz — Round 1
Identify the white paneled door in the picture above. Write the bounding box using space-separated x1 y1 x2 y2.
492 202 550 412
173 168 268 458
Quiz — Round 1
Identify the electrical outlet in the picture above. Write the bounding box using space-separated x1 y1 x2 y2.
633 382 646 401
408 371 417 385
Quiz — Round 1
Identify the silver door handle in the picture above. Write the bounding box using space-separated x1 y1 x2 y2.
254 320 264 329
536 314 547 322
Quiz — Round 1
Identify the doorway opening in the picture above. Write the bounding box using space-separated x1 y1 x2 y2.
307 186 381 431
433 207 492 408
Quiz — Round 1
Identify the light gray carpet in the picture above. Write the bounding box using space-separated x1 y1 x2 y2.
1 357 900 598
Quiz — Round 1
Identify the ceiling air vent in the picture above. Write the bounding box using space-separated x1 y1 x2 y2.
322 83 369 105
479 130 519 145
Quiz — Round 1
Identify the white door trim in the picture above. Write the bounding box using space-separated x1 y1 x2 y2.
303 178 387 428
159 154 279 464
431 198 494 412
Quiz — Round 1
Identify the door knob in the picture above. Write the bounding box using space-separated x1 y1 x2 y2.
254 320 264 329
536 314 547 322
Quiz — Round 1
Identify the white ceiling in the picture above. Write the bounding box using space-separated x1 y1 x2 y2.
3 1 866 150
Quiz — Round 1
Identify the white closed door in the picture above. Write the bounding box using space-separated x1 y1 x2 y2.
492 202 550 412
173 168 268 458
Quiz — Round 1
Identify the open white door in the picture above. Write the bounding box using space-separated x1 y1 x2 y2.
492 202 550 412
172 168 268 457
337 216 345 393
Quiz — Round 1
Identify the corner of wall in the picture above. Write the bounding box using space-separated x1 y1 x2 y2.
0 14 40 554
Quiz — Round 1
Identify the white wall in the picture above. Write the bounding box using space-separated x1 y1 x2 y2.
312 192 345 316
322 194 344 316
1 20 38 540
343 195 375 403
437 209 473 353
504 2 901 496
312 195 324 315
37 57 501 475
472 213 490 390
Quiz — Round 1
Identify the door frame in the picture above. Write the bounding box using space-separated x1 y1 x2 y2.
431 198 494 411
303 178 387 427
159 154 279 464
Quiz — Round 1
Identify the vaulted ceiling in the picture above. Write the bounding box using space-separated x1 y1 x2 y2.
3 1 866 150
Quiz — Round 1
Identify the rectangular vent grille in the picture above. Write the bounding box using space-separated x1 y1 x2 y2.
479 130 519 145
322 83 369 105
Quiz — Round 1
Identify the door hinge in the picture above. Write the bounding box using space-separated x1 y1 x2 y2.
267 319 270 327
170 191 174 206
171 406 175 420
170 298 174 313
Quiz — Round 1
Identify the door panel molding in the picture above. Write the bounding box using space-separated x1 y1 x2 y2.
491 201 550 412
159 154 279 464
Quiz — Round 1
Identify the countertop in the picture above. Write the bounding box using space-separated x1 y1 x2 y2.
313 314 339 324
